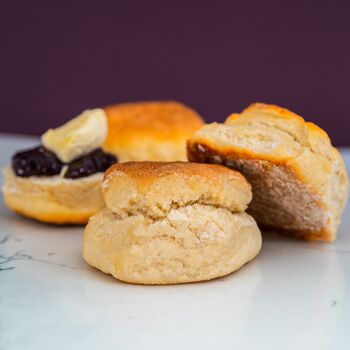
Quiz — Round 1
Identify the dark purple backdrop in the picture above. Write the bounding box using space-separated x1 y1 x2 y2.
1 1 349 145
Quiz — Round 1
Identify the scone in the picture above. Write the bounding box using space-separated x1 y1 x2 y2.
103 101 204 161
83 162 262 284
2 109 117 224
187 103 349 242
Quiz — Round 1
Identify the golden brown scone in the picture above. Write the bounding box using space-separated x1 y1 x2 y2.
83 162 262 284
103 101 204 161
102 161 252 218
187 103 349 242
2 167 105 224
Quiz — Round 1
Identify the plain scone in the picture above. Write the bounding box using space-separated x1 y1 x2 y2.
187 103 349 242
83 162 262 284
2 167 105 224
103 101 204 161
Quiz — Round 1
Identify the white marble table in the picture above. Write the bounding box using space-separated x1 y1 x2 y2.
1 133 349 350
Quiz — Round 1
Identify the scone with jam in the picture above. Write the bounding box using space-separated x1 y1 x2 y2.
2 109 117 224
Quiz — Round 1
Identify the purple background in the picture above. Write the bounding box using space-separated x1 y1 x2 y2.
1 1 349 145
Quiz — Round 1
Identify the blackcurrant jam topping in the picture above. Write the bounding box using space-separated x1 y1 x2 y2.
64 149 117 179
12 146 63 177
11 146 117 179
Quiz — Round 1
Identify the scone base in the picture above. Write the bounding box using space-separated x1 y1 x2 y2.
2 168 105 225
4 192 93 224
83 205 262 285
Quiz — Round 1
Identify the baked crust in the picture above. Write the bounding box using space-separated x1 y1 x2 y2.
2 167 105 224
103 101 204 161
104 160 248 185
102 161 252 217
187 103 349 242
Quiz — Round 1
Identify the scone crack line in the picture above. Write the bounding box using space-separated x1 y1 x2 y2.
104 204 237 243
113 200 245 220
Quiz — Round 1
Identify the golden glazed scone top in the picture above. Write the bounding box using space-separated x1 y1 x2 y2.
104 160 246 183
102 161 252 218
104 101 203 142
103 101 204 161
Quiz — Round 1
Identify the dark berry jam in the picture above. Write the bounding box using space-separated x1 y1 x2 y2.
12 146 63 177
64 149 117 179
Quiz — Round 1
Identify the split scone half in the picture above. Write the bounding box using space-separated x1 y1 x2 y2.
2 109 117 224
83 162 262 284
3 169 105 224
187 103 349 242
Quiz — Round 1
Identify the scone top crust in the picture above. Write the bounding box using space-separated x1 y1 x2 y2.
102 161 252 218
103 101 204 161
104 101 203 142
188 103 348 193
190 102 337 163
104 160 244 182
226 103 334 160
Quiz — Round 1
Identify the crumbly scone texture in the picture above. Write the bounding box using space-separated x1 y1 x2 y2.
103 101 204 161
187 103 349 242
84 205 261 284
83 161 262 284
102 161 252 218
2 167 105 224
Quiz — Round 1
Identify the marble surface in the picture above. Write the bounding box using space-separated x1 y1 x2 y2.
1 133 349 350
